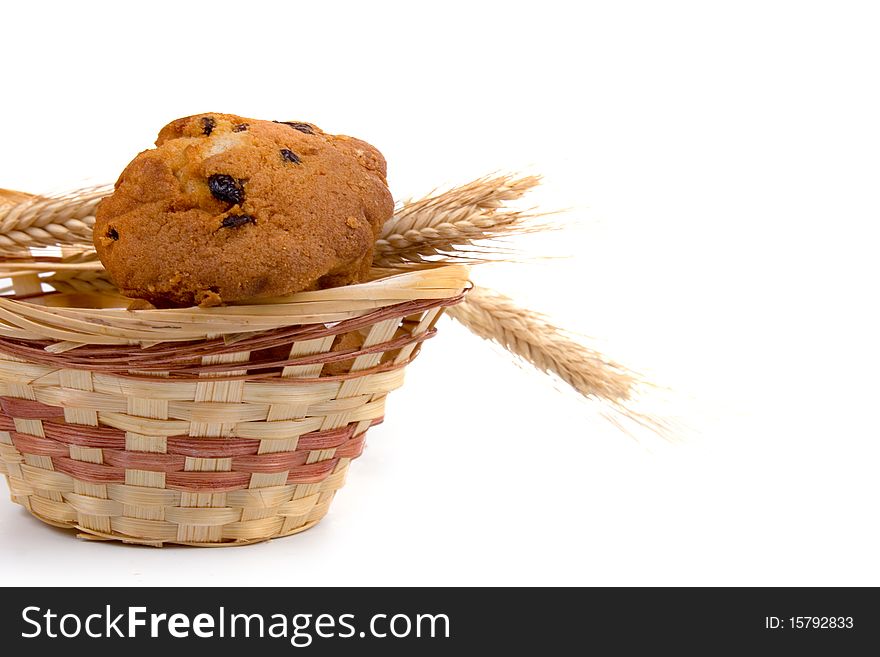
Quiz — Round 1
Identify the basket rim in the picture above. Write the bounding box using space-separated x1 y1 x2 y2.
0 264 470 345
0 292 464 377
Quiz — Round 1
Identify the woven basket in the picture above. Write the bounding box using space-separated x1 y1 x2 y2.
0 264 469 546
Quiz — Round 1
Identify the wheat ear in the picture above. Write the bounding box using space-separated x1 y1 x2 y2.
446 286 638 404
0 186 108 255
39 270 119 295
374 173 552 266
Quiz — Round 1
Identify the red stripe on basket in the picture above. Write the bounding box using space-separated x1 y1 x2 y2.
165 436 260 458
102 450 186 472
42 422 126 449
165 471 251 492
286 459 339 484
227 428 368 473
296 425 356 450
52 457 125 483
10 432 70 457
0 397 66 420
232 450 310 474
0 413 15 431
336 431 367 459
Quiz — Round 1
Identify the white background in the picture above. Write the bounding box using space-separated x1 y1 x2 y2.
1 0 879 586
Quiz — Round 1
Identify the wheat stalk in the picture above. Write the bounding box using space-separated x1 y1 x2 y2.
0 173 554 270
0 265 112 296
0 178 669 436
38 269 119 295
0 175 550 266
449 287 675 437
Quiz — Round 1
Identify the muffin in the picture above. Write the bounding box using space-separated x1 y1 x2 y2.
94 113 393 306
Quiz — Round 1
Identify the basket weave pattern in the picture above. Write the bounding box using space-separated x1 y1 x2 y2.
0 268 468 546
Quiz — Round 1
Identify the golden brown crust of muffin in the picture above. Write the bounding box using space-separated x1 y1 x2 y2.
94 113 393 307
321 331 367 376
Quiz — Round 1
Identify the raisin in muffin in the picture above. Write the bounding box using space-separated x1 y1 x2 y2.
94 113 393 306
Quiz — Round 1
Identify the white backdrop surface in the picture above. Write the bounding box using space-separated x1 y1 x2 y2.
0 1 878 586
